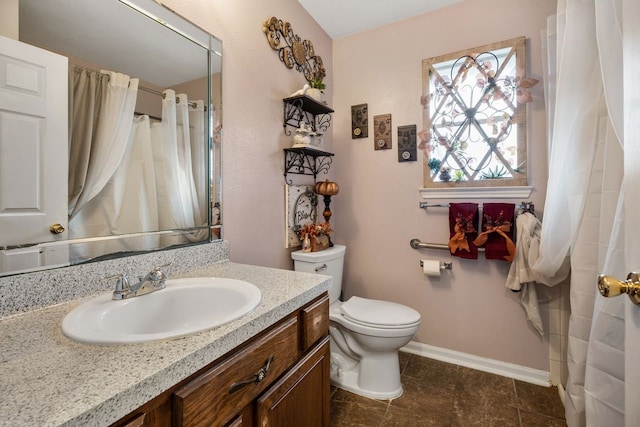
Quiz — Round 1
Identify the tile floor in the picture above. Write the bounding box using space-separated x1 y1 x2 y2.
330 352 566 427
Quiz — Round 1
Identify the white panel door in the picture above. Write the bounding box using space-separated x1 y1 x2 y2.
624 1 640 425
0 35 68 248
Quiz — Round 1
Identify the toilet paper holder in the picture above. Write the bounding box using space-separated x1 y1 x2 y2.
420 260 453 270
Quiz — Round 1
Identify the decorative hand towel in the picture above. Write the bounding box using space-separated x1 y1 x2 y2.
448 203 479 259
473 203 515 262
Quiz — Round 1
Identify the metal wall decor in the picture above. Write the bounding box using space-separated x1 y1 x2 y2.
421 37 535 188
263 17 325 84
397 125 417 162
351 104 368 139
373 114 392 150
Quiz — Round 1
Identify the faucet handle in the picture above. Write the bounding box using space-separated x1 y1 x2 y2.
102 274 130 299
152 262 172 273
149 262 172 284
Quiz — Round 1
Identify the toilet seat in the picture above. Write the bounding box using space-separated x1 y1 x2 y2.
341 296 421 329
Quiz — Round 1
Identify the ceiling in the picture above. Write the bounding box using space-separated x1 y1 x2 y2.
298 0 464 39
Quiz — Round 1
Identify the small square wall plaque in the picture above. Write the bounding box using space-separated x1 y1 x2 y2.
373 114 392 150
397 125 417 162
351 103 368 139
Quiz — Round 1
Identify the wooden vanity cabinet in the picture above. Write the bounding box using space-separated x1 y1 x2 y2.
111 292 330 427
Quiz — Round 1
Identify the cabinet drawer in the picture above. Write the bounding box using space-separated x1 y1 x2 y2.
301 294 329 351
173 316 299 426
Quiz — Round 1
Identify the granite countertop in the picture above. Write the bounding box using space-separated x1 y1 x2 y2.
0 261 330 427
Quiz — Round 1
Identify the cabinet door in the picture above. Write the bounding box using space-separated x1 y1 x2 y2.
256 337 330 427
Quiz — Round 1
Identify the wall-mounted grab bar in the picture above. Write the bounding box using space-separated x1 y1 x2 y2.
410 238 486 252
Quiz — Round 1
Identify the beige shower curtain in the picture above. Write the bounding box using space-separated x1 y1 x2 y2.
68 67 162 260
68 68 207 257
67 65 108 216
152 89 208 246
68 69 138 221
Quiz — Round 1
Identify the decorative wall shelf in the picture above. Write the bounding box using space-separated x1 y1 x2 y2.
283 147 334 184
283 95 334 135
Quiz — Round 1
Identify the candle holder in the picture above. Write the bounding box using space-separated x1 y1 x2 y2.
321 195 333 224
314 180 339 246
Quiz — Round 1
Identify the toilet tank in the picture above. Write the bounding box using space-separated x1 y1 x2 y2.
291 245 345 303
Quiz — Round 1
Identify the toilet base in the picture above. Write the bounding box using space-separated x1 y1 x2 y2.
331 368 403 400
330 353 404 400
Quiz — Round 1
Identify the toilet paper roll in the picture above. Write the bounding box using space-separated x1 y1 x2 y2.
422 259 441 277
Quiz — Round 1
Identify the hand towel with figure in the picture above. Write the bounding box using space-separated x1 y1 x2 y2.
473 203 516 262
448 203 479 259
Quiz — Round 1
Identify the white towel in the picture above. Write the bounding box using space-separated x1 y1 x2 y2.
506 212 569 335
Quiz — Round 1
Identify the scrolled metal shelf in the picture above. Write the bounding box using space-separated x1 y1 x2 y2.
283 95 334 136
283 147 334 184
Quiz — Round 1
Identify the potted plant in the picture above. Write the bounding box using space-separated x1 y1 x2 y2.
306 70 326 102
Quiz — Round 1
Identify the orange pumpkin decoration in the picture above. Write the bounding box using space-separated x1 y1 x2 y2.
314 180 339 196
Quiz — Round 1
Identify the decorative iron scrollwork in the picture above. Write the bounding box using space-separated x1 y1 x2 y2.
283 148 334 184
283 97 333 135
262 17 326 83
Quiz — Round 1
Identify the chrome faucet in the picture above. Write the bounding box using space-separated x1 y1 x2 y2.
103 262 172 300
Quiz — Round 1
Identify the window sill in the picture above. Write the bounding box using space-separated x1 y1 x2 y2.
419 186 533 200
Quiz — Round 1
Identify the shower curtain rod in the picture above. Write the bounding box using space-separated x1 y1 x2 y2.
89 67 203 110
138 85 202 109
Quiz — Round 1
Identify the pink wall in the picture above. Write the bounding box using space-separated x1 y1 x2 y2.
0 0 18 39
165 0 557 370
331 0 556 370
161 0 334 269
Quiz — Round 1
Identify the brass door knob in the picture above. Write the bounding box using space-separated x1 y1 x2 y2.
49 223 65 234
597 273 640 305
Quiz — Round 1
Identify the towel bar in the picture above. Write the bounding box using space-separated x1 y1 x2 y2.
418 201 535 214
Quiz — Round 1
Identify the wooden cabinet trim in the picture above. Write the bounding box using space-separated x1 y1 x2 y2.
300 294 329 351
120 413 145 427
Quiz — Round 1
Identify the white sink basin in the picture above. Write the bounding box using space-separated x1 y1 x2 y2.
62 277 262 345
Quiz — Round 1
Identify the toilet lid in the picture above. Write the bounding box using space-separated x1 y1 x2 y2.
341 296 421 328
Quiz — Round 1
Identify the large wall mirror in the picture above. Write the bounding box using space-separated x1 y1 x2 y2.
0 0 222 276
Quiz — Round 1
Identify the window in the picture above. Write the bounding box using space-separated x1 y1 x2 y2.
421 37 535 189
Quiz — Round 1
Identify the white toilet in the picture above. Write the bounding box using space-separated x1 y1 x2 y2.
292 245 420 400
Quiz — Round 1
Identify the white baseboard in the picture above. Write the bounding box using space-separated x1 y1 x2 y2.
401 341 551 387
